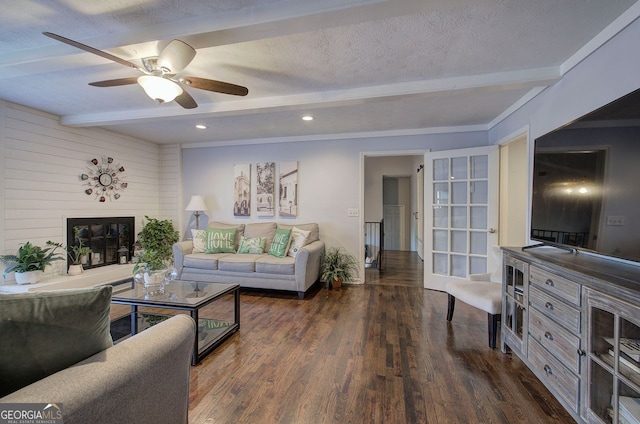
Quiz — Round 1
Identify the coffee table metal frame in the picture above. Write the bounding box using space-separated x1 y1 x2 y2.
111 280 240 365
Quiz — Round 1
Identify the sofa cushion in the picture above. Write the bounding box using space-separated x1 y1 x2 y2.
255 255 296 275
238 236 267 254
278 223 319 244
288 226 311 258
208 222 245 249
0 286 113 397
205 228 237 253
244 222 277 251
184 253 229 270
191 229 207 253
218 254 263 272
268 227 292 258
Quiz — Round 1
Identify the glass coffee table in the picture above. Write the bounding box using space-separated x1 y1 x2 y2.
111 280 240 365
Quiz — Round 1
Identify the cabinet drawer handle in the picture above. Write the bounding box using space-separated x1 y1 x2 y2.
545 278 554 287
543 365 553 376
545 302 554 310
544 331 554 341
577 349 586 357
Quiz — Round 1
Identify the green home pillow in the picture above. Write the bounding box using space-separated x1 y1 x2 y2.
237 236 267 254
0 286 113 397
268 228 292 258
205 228 237 253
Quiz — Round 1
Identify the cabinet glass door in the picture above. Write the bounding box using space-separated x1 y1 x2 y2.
502 256 527 353
587 289 640 424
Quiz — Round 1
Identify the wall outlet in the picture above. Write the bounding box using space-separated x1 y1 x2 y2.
347 208 359 217
606 216 625 226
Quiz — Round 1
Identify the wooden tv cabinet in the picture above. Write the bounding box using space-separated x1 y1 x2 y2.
501 246 640 424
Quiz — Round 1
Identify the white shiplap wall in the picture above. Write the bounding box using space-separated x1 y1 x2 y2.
0 100 176 278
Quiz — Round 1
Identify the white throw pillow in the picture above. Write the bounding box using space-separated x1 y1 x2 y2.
288 226 311 258
191 229 207 253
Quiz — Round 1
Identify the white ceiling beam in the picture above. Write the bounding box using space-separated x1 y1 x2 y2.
61 67 561 127
0 0 446 69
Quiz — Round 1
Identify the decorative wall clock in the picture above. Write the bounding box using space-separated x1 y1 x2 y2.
81 157 127 202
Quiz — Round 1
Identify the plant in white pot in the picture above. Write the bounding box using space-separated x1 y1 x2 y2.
1 241 64 284
133 216 179 292
66 226 91 275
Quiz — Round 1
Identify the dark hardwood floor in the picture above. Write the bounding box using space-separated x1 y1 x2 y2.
187 250 576 423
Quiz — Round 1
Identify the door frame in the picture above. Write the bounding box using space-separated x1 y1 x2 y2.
360 149 429 283
497 125 530 247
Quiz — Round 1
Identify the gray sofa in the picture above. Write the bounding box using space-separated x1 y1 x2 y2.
173 222 325 298
1 315 195 424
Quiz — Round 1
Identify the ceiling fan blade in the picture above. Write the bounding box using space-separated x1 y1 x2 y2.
180 76 248 96
43 32 142 71
157 40 196 74
175 90 198 109
89 77 139 87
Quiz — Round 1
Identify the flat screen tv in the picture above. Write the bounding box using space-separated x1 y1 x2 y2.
530 87 640 263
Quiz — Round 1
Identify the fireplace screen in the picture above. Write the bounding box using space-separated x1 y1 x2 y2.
67 217 135 269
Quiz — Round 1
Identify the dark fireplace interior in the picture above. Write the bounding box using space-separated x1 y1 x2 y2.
66 217 135 270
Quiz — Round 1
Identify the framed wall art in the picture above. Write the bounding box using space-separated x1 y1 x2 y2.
233 164 251 217
256 162 275 217
279 161 298 217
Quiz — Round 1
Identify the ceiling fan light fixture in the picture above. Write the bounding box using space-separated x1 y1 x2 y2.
137 75 183 104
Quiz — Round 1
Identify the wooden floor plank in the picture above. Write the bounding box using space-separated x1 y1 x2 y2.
183 250 576 423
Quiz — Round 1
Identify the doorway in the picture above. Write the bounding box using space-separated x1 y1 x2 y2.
363 153 425 284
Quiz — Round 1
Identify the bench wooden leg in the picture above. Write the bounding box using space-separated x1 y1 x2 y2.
446 294 455 322
488 313 501 349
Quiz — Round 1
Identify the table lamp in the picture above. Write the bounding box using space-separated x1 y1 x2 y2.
185 195 208 229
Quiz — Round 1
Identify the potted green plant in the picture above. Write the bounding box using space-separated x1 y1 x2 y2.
1 241 64 285
321 247 359 289
133 216 179 288
67 227 91 275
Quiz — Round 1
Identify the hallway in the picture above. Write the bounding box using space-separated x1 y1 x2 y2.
365 250 423 287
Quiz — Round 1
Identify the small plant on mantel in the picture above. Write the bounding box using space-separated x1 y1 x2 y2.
0 241 64 284
67 226 91 265
321 247 359 289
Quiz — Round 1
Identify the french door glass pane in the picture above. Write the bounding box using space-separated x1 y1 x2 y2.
470 256 487 275
470 181 488 204
433 230 448 251
433 159 449 181
470 206 487 229
451 206 467 228
434 183 449 204
470 155 488 179
433 206 448 227
451 182 467 204
451 230 467 253
470 232 487 254
451 255 467 278
433 253 448 275
452 157 467 180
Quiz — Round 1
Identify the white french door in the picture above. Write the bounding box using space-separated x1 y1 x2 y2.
424 146 499 291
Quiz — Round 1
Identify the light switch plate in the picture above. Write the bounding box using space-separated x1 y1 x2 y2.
347 208 359 217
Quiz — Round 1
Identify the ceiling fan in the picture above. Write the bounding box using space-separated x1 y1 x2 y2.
43 32 248 109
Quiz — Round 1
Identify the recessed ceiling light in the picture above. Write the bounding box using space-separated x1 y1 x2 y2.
302 116 314 121
195 124 207 129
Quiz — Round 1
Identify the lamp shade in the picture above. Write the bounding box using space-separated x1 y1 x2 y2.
137 75 183 103
185 195 208 212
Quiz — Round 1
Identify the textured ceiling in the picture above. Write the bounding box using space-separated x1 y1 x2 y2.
0 0 638 145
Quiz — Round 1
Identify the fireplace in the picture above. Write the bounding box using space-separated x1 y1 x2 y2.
66 217 135 269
